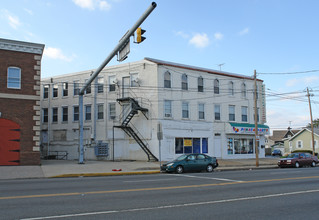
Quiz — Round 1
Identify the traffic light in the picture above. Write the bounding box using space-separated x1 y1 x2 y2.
136 27 146 43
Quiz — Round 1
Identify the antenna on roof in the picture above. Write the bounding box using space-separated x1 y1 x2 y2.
217 63 225 71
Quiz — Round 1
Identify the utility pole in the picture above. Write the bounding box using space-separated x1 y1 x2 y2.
306 87 315 156
254 70 259 167
78 2 157 164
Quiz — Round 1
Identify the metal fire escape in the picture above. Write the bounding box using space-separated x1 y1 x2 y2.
115 97 158 161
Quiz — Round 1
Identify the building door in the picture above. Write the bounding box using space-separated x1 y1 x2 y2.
0 118 20 165
214 136 222 158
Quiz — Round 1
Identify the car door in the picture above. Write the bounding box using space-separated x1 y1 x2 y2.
196 154 207 171
184 155 197 171
298 153 307 166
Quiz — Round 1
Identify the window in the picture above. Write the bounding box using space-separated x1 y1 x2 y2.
7 67 21 89
198 76 203 92
164 71 171 88
74 81 80 95
42 108 48 123
131 73 139 87
198 103 205 120
164 100 172 118
182 102 189 118
109 76 116 92
175 137 208 154
62 106 68 122
214 104 221 120
229 81 234 96
214 79 219 94
43 85 49 99
62 82 68 97
181 74 188 90
85 105 92 121
109 103 116 120
315 140 318 149
97 77 104 93
227 138 254 154
229 105 235 121
241 83 246 98
241 106 248 122
52 84 58 98
97 104 104 120
85 79 91 94
297 140 303 148
73 106 79 121
52 107 58 123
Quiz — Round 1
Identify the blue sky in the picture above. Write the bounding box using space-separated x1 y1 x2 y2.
1 0 319 131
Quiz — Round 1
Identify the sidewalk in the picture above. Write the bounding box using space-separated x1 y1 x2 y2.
0 158 279 180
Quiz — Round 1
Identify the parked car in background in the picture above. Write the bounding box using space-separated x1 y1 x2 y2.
278 152 318 168
161 154 218 174
272 149 282 156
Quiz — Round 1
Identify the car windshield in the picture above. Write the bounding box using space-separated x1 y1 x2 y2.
287 153 299 158
174 155 188 161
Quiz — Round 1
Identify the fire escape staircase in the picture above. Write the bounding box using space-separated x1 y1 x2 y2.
116 97 158 162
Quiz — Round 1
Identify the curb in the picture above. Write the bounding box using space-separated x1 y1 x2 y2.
50 170 161 178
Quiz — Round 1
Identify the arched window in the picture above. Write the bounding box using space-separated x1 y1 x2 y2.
214 79 219 94
198 76 203 92
164 71 171 88
7 67 21 89
229 81 234 96
241 83 246 98
182 74 188 90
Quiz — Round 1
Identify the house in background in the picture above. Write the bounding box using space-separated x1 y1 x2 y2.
40 58 269 162
284 128 319 154
0 38 44 165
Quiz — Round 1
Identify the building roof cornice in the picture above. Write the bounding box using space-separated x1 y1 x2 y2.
0 38 45 55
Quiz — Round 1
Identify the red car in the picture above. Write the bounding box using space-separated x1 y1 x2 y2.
278 152 318 168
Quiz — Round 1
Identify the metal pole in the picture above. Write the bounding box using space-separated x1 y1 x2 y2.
307 87 315 156
78 2 157 164
254 70 259 167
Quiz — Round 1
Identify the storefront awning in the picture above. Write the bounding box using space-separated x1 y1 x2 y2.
229 123 270 135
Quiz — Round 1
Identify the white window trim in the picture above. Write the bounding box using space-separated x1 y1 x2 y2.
296 140 303 148
7 66 21 89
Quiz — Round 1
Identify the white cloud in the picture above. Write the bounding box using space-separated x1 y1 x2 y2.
286 75 319 87
73 0 111 11
214 32 223 40
44 47 74 62
175 31 189 39
239 27 249 36
189 33 210 48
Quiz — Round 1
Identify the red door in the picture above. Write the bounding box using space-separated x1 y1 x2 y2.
0 118 20 165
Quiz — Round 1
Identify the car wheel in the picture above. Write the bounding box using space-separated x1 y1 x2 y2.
311 161 316 167
206 164 213 172
175 165 184 174
295 162 300 168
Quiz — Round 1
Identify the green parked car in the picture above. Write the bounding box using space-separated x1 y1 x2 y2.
161 153 218 174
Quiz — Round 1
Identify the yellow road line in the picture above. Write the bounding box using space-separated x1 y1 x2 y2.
1 175 319 200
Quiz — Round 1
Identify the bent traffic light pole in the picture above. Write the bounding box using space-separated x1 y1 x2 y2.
78 2 157 164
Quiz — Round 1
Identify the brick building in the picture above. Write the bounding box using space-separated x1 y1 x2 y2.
0 38 44 165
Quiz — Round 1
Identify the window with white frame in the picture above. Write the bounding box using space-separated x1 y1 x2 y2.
241 106 248 122
52 84 58 98
229 81 234 96
109 75 116 92
43 84 49 98
198 76 203 92
62 82 68 97
62 106 68 122
297 140 303 148
130 73 139 87
97 104 104 120
85 105 92 121
214 79 219 94
241 83 246 98
182 74 188 90
73 81 80 95
109 103 116 120
198 103 205 120
315 140 318 148
7 67 21 89
42 108 48 123
182 102 189 119
214 104 221 120
73 106 79 121
229 105 235 121
97 77 104 93
52 107 58 123
164 100 172 118
164 71 171 88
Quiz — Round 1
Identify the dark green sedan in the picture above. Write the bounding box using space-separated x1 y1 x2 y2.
161 154 218 174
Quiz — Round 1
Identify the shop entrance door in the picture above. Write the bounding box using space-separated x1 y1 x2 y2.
0 118 20 165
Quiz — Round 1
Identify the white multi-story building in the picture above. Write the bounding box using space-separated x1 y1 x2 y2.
40 58 269 161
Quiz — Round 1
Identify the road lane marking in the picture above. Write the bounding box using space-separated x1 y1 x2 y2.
171 174 242 182
21 189 319 220
1 175 319 200
124 178 177 183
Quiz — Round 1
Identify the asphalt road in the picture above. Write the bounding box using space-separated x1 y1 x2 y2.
1 167 319 220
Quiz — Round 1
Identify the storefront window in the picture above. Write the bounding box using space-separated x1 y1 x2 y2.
175 137 208 154
227 137 254 155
